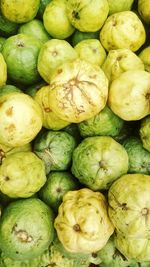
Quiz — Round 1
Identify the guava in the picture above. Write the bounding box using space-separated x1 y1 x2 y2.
0 11 18 37
66 0 109 32
71 30 99 47
100 11 146 52
2 34 42 85
108 173 150 239
54 188 114 253
71 136 128 191
1 0 40 23
0 53 7 87
102 49 144 82
139 46 150 73
18 19 51 43
37 39 78 83
39 171 79 211
123 136 150 174
78 106 124 138
48 59 108 123
33 129 76 174
25 81 47 97
140 115 150 152
0 37 6 52
74 39 106 67
138 0 150 24
43 0 75 39
0 92 43 147
108 70 150 121
0 84 21 97
108 0 134 15
0 151 46 198
0 198 54 260
34 85 70 130
115 233 150 262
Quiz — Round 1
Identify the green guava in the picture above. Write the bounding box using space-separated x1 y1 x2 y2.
0 92 43 147
140 115 150 152
0 85 21 97
43 0 75 39
1 0 40 23
18 19 51 43
33 129 76 174
2 34 42 85
0 151 46 198
66 0 109 32
108 0 134 15
138 0 150 24
0 37 6 52
102 49 144 82
108 173 150 239
55 188 114 253
139 46 150 73
115 233 150 262
74 39 106 67
71 136 128 190
0 11 18 37
34 85 70 130
71 30 99 47
100 11 146 52
0 198 54 260
48 59 109 123
78 106 124 138
108 70 150 121
123 136 150 174
37 38 78 83
39 171 79 211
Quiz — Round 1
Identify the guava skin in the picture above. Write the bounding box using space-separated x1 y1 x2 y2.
0 151 46 198
100 11 146 52
123 136 150 174
71 30 99 47
72 136 128 191
0 198 54 261
0 53 7 87
78 106 124 138
139 46 150 73
33 130 76 174
108 174 150 239
108 0 134 15
138 0 150 24
140 115 150 152
48 59 109 123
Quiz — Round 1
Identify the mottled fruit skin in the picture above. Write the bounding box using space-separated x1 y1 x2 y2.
0 151 46 198
48 59 109 123
33 130 76 174
108 173 150 239
100 11 146 52
1 0 40 23
123 136 150 174
0 198 54 260
72 136 128 190
55 188 114 253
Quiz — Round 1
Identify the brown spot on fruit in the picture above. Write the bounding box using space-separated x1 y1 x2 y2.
141 207 149 216
6 106 13 116
44 107 52 113
73 224 81 232
5 123 16 133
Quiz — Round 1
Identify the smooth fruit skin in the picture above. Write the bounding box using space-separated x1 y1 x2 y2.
0 198 54 260
1 0 40 23
0 53 7 86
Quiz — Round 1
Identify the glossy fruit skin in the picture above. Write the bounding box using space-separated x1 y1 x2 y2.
0 198 54 260
2 34 42 85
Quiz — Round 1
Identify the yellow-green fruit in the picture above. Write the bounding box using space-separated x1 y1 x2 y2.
0 53 7 86
0 92 43 147
108 0 134 15
0 151 46 198
108 70 150 121
102 49 144 82
100 11 146 52
38 39 78 83
66 0 109 32
1 0 40 23
34 85 70 130
138 0 150 24
43 0 75 39
54 188 114 253
49 59 108 123
139 46 150 73
74 39 106 67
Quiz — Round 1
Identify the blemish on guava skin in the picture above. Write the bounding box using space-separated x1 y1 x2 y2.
5 106 13 116
0 149 5 164
73 223 81 232
5 123 16 133
72 10 80 20
44 107 52 113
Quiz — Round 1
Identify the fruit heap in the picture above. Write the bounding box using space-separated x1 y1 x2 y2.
0 0 150 266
